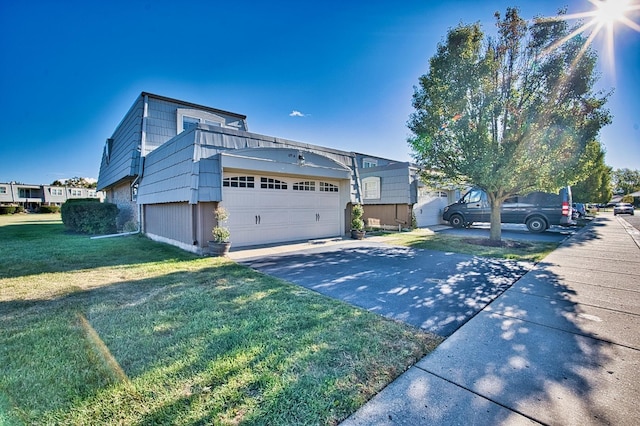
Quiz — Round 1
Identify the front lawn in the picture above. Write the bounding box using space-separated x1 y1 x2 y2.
0 214 440 425
378 228 559 262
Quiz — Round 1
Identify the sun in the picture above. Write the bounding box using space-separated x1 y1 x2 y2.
537 0 640 74
594 0 633 25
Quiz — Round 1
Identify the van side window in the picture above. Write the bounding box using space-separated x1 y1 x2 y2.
463 190 483 204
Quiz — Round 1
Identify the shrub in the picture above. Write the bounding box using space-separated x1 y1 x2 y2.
0 206 17 215
39 205 60 214
351 204 364 231
212 207 231 242
61 201 118 234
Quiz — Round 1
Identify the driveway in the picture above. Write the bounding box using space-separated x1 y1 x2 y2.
239 242 533 337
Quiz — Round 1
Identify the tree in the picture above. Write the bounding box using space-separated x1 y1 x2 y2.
612 168 640 195
408 7 611 241
51 177 97 189
571 141 612 203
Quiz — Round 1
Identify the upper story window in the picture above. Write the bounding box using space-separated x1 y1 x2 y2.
70 189 83 197
362 176 380 199
177 108 225 133
182 116 200 132
0 186 6 194
362 158 378 168
223 176 255 188
261 177 287 190
319 182 338 192
51 188 63 196
293 181 315 191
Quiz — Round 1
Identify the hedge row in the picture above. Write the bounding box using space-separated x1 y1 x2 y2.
39 205 60 214
61 199 118 234
0 206 18 215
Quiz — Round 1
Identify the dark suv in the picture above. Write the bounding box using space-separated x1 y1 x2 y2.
442 187 574 232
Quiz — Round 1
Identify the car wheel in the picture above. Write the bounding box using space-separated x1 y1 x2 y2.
449 214 464 228
526 216 547 233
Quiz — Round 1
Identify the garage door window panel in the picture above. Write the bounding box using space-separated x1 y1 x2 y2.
223 176 255 188
319 182 338 192
293 181 316 191
261 177 288 190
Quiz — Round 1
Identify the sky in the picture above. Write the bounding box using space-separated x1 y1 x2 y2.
1 0 638 185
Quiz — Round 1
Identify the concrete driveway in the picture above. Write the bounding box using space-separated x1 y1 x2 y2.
238 241 533 337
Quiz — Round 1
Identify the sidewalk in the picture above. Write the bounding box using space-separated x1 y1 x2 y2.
342 213 640 425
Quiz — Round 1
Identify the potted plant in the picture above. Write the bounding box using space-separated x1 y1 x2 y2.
351 203 366 239
209 206 231 256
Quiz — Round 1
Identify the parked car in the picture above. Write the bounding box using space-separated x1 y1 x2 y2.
613 203 634 216
442 186 574 233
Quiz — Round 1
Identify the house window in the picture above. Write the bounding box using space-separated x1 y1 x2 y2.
0 186 6 194
362 177 380 199
362 158 378 168
70 189 83 197
182 116 200 132
177 108 226 133
51 188 63 196
260 177 287 190
319 182 338 192
293 181 315 191
223 176 255 188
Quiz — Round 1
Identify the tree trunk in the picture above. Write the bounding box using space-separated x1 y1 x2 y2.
489 198 502 241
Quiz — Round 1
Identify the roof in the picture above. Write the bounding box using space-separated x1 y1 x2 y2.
141 92 247 121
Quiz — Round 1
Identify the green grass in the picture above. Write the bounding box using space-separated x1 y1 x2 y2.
0 214 441 425
377 228 559 262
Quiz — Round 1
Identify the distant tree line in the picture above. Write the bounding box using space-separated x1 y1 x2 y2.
51 177 97 189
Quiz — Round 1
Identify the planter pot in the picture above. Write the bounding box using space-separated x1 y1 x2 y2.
208 241 231 257
351 230 366 240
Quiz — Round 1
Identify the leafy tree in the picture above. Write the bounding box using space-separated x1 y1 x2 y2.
612 168 640 195
408 8 611 241
51 177 97 189
571 141 612 203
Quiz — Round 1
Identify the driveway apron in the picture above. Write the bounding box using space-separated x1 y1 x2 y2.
240 243 533 337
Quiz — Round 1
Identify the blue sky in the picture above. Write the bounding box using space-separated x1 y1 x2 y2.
1 0 638 185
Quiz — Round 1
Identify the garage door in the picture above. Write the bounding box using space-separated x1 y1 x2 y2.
222 174 342 247
415 190 450 227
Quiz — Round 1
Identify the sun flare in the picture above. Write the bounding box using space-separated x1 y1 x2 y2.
594 0 633 25
537 0 640 75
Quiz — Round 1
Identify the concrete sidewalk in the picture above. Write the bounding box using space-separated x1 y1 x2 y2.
342 213 640 425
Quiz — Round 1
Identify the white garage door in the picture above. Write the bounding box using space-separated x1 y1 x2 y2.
222 174 342 247
415 190 450 227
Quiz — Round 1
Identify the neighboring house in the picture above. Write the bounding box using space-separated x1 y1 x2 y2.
355 153 418 228
355 153 458 228
97 92 454 254
0 182 104 210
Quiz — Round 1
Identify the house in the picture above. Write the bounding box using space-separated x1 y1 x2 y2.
0 182 104 210
97 92 454 254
